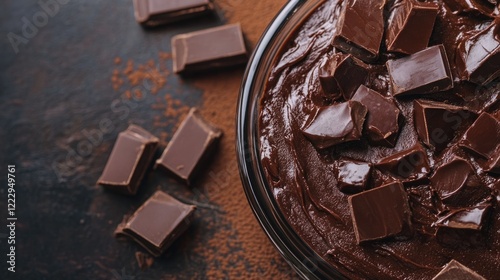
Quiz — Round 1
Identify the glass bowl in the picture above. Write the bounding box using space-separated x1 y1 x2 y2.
236 0 346 278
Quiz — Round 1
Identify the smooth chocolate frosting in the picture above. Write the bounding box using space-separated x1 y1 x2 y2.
258 0 499 279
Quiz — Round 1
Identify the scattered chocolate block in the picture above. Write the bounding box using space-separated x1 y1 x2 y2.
302 101 367 149
115 191 196 256
414 99 473 152
348 181 412 243
456 21 500 85
376 143 430 184
318 53 369 100
387 45 453 96
133 0 214 27
459 112 500 159
351 85 402 147
430 157 490 206
432 260 486 280
97 125 159 195
443 0 496 18
156 108 222 185
172 24 248 74
332 0 385 62
435 203 492 248
386 0 439 54
336 160 372 194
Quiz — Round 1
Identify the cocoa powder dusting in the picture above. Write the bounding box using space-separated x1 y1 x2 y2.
193 0 297 278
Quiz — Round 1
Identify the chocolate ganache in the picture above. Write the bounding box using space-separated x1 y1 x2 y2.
258 0 500 279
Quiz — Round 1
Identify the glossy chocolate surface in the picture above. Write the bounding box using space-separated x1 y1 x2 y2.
133 0 214 27
258 0 500 278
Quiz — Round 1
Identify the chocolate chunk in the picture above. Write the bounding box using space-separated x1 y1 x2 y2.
302 101 367 149
443 0 495 17
336 160 372 194
172 24 248 74
318 53 369 100
351 85 402 147
430 157 490 206
414 99 473 152
456 21 500 85
459 112 500 159
387 45 453 97
435 203 492 248
408 186 442 237
386 0 439 54
348 182 412 243
332 0 385 62
98 125 159 195
376 143 430 184
133 0 214 27
135 251 154 270
433 260 486 280
115 191 196 256
156 108 222 186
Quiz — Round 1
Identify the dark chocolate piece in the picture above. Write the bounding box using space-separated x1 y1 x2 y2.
98 125 159 195
414 99 473 152
156 108 222 185
348 181 412 243
387 45 453 97
376 143 430 184
172 24 248 74
332 0 385 62
133 0 214 27
318 53 369 100
443 0 495 17
435 203 492 248
336 160 372 194
408 186 442 237
302 101 367 149
456 21 500 85
386 0 439 54
115 191 196 256
351 85 402 147
432 260 486 280
135 251 154 270
430 157 489 206
459 112 500 159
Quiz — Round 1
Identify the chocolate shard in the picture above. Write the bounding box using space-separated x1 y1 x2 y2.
332 0 385 62
98 125 159 195
348 181 412 244
115 191 196 257
376 143 430 184
386 0 439 54
414 99 474 152
456 21 500 85
351 85 402 147
434 203 492 248
172 24 248 74
302 101 367 149
156 108 222 186
443 0 496 18
318 53 369 100
459 112 500 159
336 159 372 194
133 0 215 27
432 260 487 280
387 45 454 97
408 186 442 237
430 157 490 206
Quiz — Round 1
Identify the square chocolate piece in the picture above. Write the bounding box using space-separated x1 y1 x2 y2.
156 108 222 185
348 181 412 243
376 143 430 184
115 191 196 256
332 0 385 62
172 24 248 74
386 0 439 54
98 125 159 195
386 45 453 97
432 260 486 280
133 0 215 27
459 112 500 159
336 160 372 194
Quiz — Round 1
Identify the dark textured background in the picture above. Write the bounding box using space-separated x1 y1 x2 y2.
0 0 295 279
